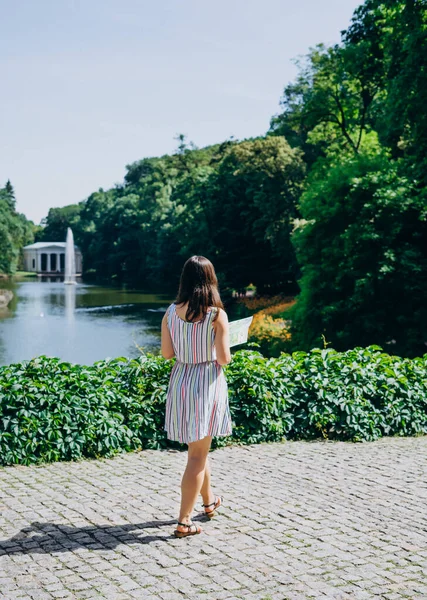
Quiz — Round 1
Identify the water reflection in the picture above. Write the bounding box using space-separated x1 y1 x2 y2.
65 282 76 325
0 280 172 366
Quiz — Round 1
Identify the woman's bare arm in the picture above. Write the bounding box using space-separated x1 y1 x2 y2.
161 312 176 359
214 308 232 365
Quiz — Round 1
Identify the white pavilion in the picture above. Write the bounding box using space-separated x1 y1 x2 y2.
23 242 82 276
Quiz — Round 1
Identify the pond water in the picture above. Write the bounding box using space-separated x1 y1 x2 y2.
0 278 248 366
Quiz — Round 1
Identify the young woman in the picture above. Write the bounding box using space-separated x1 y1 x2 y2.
161 255 232 538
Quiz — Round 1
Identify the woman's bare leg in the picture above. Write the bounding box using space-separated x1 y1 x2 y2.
176 435 213 532
200 456 215 507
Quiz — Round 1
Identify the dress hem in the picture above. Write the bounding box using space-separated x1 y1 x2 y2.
165 428 233 444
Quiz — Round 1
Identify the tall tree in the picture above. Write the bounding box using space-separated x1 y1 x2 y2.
291 150 427 357
0 183 34 274
270 43 380 160
37 205 81 243
180 137 306 293
4 180 16 211
344 0 427 179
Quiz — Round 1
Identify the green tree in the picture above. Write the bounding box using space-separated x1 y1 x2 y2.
291 151 427 357
269 0 427 357
167 137 305 293
0 206 18 273
0 182 34 274
344 0 427 179
3 180 16 211
36 204 81 242
270 42 381 161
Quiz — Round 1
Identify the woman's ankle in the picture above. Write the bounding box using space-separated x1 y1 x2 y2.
201 491 215 506
178 514 191 525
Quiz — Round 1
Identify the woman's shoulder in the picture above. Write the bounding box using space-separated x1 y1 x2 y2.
211 306 228 327
211 305 227 314
214 305 227 314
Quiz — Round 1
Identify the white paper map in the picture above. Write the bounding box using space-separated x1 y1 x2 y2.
228 316 253 347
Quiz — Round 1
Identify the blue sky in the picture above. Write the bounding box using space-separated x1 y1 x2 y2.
1 0 362 224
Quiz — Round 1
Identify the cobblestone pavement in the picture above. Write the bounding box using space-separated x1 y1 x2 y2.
1 437 427 600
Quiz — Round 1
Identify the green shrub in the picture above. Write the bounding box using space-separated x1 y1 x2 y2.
0 355 173 465
224 347 296 445
0 345 426 466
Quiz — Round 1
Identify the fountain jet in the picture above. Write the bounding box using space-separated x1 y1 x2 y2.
64 227 77 285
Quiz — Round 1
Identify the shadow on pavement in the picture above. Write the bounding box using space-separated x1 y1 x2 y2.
0 514 207 555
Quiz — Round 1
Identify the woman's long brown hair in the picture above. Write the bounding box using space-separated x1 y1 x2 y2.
174 255 224 323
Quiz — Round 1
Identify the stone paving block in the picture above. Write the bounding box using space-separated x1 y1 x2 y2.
1 437 427 599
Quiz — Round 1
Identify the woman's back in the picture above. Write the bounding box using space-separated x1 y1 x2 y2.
167 302 218 364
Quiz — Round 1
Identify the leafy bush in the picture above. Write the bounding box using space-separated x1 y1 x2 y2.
1 346 426 466
0 355 173 466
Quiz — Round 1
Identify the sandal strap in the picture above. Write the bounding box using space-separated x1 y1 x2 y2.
176 521 200 533
202 496 221 508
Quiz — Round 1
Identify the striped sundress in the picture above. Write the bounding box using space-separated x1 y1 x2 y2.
164 302 232 444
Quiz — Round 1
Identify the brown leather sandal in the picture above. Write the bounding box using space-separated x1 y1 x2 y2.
173 521 202 538
202 495 223 519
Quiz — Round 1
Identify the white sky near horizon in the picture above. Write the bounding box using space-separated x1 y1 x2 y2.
0 0 362 225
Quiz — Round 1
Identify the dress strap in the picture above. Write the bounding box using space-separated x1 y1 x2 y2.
166 303 174 318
